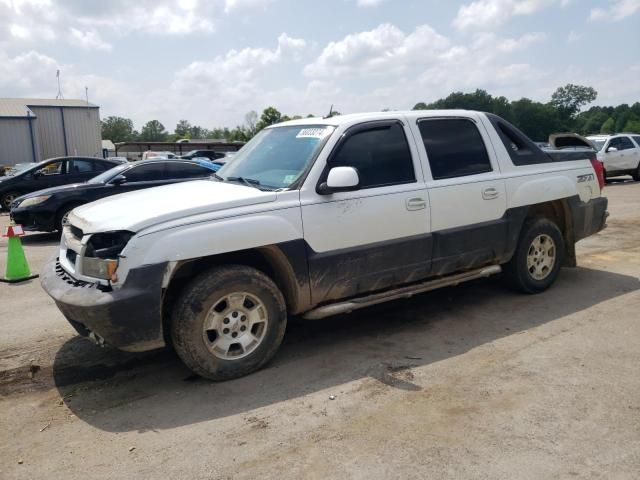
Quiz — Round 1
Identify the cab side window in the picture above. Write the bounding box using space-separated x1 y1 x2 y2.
419 118 492 180
328 122 415 189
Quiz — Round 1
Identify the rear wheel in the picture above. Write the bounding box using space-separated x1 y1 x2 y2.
632 163 640 182
171 265 287 381
504 217 565 294
1 191 20 211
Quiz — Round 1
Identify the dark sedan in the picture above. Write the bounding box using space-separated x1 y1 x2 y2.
10 159 219 232
0 156 125 211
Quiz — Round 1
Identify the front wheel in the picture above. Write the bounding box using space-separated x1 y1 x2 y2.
171 265 287 381
1 191 20 211
504 217 565 294
632 163 640 182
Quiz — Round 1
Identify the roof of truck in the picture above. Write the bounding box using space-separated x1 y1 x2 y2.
273 110 475 127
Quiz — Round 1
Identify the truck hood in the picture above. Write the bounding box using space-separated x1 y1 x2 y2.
69 180 277 234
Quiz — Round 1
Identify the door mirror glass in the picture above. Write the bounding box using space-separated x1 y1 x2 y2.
110 175 127 185
318 166 360 194
606 146 618 153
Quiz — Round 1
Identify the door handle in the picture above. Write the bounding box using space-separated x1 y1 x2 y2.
406 197 427 211
482 187 499 200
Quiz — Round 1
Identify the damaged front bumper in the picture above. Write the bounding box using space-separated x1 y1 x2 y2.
40 255 167 352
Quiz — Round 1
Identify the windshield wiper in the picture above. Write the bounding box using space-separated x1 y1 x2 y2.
212 172 224 181
226 176 261 188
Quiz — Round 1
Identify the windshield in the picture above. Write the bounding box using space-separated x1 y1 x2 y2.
88 163 129 184
217 125 335 189
589 139 606 151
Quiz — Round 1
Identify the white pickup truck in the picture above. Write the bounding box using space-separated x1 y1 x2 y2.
41 110 608 380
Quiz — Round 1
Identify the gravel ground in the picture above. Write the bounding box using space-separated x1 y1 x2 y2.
1 179 639 479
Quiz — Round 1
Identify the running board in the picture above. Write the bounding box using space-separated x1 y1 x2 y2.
303 265 502 320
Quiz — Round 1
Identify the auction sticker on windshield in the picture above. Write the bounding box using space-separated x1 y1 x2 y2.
296 128 331 139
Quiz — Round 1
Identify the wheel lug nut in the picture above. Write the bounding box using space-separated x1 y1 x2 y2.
223 328 229 334
241 316 246 321
223 318 230 324
240 326 246 331
232 332 238 338
232 312 238 318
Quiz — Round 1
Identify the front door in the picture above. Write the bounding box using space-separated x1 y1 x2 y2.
300 120 431 304
412 116 508 275
31 159 71 190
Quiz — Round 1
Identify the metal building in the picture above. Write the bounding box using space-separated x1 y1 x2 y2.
0 98 101 166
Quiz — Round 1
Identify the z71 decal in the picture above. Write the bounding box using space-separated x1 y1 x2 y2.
577 173 595 183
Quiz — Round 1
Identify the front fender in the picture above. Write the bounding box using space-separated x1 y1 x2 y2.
117 208 303 280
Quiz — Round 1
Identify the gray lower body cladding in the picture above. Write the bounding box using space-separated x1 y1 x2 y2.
40 256 166 352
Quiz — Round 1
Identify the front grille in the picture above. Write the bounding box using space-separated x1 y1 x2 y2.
54 259 95 288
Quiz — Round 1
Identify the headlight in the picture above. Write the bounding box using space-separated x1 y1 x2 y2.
17 195 51 208
81 257 119 280
81 231 133 280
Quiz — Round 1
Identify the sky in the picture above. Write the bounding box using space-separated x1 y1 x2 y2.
1 0 639 131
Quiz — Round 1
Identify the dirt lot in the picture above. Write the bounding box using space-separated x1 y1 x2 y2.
1 181 640 479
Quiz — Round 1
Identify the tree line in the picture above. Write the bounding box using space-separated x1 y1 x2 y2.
102 84 639 144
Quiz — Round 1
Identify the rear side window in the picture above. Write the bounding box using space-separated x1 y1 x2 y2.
485 114 551 165
632 136 640 148
123 163 166 182
418 118 492 180
328 122 415 189
165 163 212 179
70 159 97 173
617 137 635 150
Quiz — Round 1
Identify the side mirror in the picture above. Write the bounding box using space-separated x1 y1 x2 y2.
317 166 360 195
606 146 618 153
33 169 44 178
111 175 127 186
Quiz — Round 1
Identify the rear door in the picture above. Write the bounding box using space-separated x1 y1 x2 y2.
412 116 508 275
300 119 431 304
67 159 105 183
617 136 639 170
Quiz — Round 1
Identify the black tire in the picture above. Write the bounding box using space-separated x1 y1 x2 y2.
56 203 83 231
632 163 640 182
1 191 20 211
504 217 565 294
171 265 287 381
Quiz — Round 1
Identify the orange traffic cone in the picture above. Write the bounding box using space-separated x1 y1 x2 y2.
1 224 38 283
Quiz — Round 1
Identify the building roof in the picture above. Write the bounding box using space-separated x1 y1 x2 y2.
0 98 98 118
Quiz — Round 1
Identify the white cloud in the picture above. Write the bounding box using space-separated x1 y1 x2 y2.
453 0 569 30
69 28 112 51
356 0 387 6
567 30 582 42
590 0 640 21
304 24 450 78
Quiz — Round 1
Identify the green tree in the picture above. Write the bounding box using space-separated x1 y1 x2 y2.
101 116 134 143
174 120 192 138
510 98 561 141
550 84 598 119
139 120 168 141
256 107 283 131
600 117 616 134
413 102 428 110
